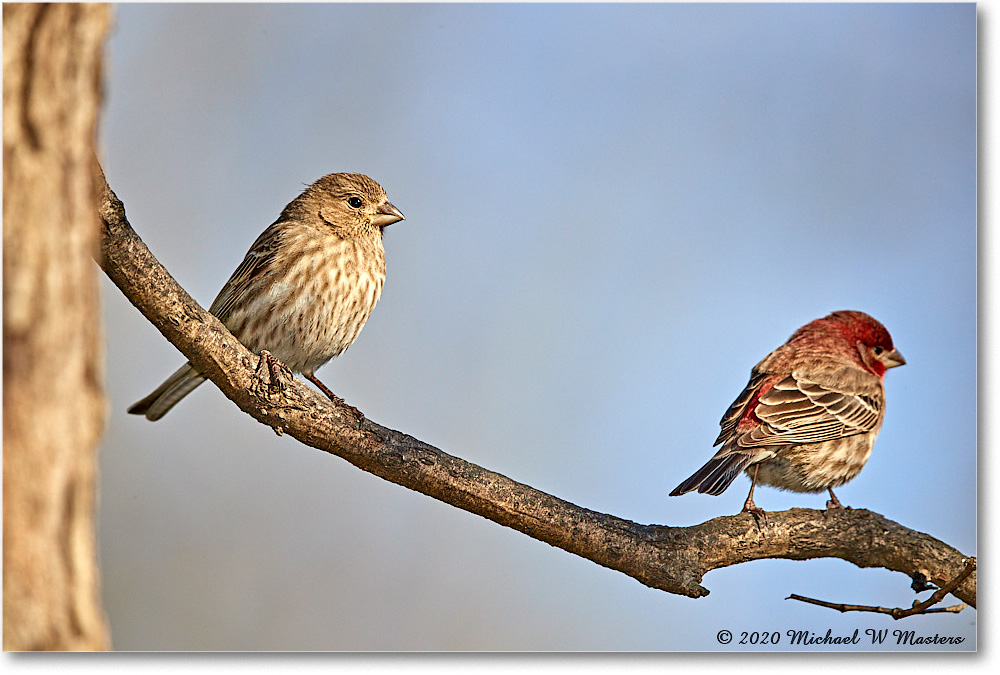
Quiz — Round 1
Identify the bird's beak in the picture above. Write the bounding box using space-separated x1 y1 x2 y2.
372 201 405 229
881 348 906 369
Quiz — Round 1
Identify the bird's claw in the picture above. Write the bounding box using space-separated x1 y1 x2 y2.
303 372 363 419
825 489 846 511
256 350 294 394
741 502 769 529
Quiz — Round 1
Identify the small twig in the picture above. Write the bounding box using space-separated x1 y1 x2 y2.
787 594 969 618
788 558 976 619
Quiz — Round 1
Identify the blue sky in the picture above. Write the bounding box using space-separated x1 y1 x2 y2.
98 3 976 650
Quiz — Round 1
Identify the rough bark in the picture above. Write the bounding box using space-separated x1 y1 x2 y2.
3 2 111 651
96 169 975 610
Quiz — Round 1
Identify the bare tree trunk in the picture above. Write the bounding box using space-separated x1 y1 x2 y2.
3 2 111 651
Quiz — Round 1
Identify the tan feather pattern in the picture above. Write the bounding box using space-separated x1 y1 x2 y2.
128 172 403 420
740 375 884 448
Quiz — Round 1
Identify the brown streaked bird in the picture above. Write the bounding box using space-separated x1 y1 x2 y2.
128 172 404 421
669 310 905 517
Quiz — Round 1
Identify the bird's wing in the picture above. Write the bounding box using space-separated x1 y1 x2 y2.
715 370 772 445
736 372 883 448
208 224 283 322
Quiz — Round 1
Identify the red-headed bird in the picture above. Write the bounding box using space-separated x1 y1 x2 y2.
670 310 905 517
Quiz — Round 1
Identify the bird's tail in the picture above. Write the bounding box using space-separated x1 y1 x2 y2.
669 451 757 497
127 362 206 421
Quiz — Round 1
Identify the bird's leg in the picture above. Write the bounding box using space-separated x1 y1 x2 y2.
826 488 845 510
741 464 768 527
303 371 338 402
256 350 294 393
303 371 361 417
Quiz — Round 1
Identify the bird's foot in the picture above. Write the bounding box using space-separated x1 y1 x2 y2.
256 350 294 393
741 500 769 529
304 372 362 418
825 489 847 511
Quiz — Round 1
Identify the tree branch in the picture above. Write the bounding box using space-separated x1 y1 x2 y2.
94 165 976 608
787 557 975 618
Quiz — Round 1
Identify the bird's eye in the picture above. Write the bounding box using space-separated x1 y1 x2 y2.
873 346 884 356
348 197 363 209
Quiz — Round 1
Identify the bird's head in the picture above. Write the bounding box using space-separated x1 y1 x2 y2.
806 310 906 379
299 172 404 238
